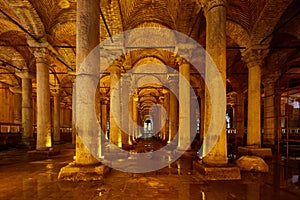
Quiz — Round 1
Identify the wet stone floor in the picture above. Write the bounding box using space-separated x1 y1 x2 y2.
0 142 300 200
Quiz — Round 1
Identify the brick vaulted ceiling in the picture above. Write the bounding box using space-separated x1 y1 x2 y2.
0 0 299 107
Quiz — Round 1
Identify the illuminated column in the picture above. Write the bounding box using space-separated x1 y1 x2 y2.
101 98 108 139
199 89 205 143
242 46 268 147
121 76 131 145
70 77 76 145
75 0 99 165
17 71 34 147
263 76 277 147
202 0 228 165
132 94 139 140
9 87 22 124
110 59 122 147
163 90 170 142
235 92 245 146
53 87 61 144
177 57 191 150
168 76 178 143
32 46 52 150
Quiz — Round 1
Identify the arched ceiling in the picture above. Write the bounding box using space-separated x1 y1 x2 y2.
0 0 298 108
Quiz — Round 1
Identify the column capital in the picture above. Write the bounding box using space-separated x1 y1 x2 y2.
110 57 124 73
262 73 280 87
31 46 52 64
241 45 269 69
198 0 227 14
16 70 35 79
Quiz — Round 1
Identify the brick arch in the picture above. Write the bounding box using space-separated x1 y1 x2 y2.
2 0 45 40
226 20 251 48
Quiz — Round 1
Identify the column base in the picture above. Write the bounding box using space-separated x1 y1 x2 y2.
193 161 241 180
19 138 35 150
58 161 110 181
238 146 272 158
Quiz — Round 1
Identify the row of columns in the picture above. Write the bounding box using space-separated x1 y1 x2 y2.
11 46 63 150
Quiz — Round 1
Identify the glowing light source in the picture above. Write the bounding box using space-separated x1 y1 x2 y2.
58 0 70 9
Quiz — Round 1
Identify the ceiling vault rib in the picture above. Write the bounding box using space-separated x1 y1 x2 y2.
0 58 22 70
260 10 300 44
100 8 114 43
0 7 38 41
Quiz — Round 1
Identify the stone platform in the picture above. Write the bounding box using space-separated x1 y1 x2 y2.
238 146 272 158
58 162 110 181
193 160 241 180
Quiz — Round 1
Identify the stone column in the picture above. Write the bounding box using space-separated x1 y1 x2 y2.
177 57 191 150
10 88 22 124
110 59 122 148
58 0 108 181
32 46 52 151
53 88 61 144
121 76 131 146
168 76 178 143
235 92 245 146
132 94 139 140
163 90 170 142
16 71 34 147
101 98 108 139
70 77 76 145
242 47 268 147
202 0 228 166
199 89 205 143
263 76 277 147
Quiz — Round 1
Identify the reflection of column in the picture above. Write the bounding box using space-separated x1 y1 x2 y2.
168 76 178 143
110 60 122 147
17 71 34 147
177 58 190 150
235 92 245 146
33 47 52 150
263 76 277 147
202 0 227 165
53 88 61 144
242 46 268 147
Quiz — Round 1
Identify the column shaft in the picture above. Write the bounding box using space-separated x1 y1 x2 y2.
75 0 99 165
247 65 261 146
235 93 245 146
110 63 122 147
35 48 52 150
53 92 61 143
202 1 228 165
178 61 191 150
263 80 276 146
21 77 34 145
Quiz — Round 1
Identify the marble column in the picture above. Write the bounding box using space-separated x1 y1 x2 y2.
110 60 122 148
199 89 205 143
121 76 131 146
33 47 52 150
75 0 99 165
177 57 191 150
263 76 277 147
132 95 139 140
53 88 61 144
163 90 170 142
168 76 178 143
202 0 228 165
101 98 108 139
17 71 34 147
242 47 268 147
235 92 245 146
11 89 22 124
